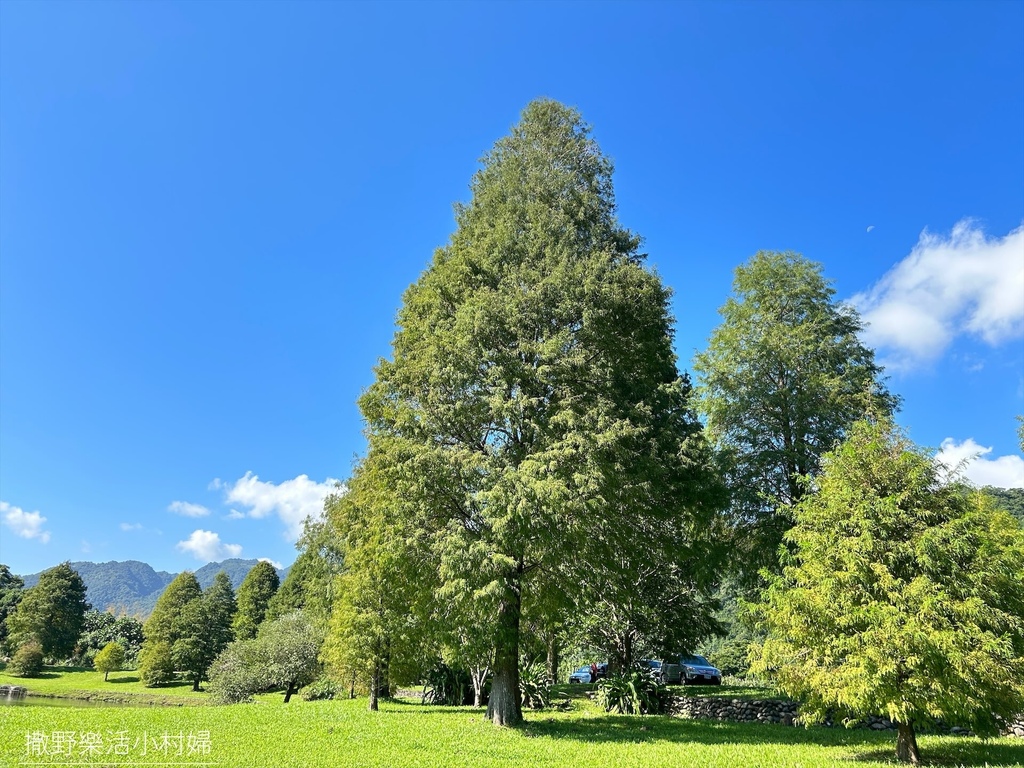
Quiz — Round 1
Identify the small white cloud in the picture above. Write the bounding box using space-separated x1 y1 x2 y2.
258 557 284 570
853 220 1024 371
1 501 51 544
176 529 243 562
936 438 1024 489
80 540 92 554
217 472 342 541
225 509 246 520
168 500 211 518
208 478 223 491
866 225 875 233
120 522 143 532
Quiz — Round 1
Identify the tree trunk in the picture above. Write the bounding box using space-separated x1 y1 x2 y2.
368 660 381 712
895 720 920 764
104 671 109 682
192 676 200 692
350 672 356 700
486 589 523 727
471 665 489 707
546 633 559 684
283 681 296 703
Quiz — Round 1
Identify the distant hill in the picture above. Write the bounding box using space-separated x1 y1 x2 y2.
984 486 1024 525
19 558 288 619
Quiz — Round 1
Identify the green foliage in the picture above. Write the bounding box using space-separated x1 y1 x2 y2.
233 561 280 640
422 662 473 706
138 640 175 687
144 571 202 645
208 611 323 704
697 580 764 678
349 99 726 727
301 674 340 701
8 638 45 677
267 519 343 628
94 641 125 680
984 486 1024 526
0 563 24 651
204 571 237 649
207 638 265 703
258 610 323 701
595 668 670 715
752 417 1024 763
693 251 897 585
519 661 553 710
73 610 144 668
7 562 89 660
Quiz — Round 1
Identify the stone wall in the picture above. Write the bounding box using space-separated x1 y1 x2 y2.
669 695 1024 738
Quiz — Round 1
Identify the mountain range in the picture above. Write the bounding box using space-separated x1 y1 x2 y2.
19 558 289 619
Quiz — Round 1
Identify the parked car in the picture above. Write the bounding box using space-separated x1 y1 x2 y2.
641 659 663 679
568 666 592 684
656 654 722 685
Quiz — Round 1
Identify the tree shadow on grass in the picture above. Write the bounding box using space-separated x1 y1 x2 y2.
521 716 1024 766
108 675 141 684
848 740 1024 767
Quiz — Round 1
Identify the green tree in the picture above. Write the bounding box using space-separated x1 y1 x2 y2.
205 571 237 650
8 638 44 677
0 563 24 652
324 465 433 712
233 561 280 640
752 418 1024 764
94 641 125 681
266 518 343 629
138 640 175 687
7 562 89 660
693 251 898 584
355 99 725 725
984 486 1024 526
258 610 323 703
207 638 265 703
144 571 202 645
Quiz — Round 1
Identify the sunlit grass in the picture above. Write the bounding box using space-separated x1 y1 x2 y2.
0 665 208 704
2 690 1022 767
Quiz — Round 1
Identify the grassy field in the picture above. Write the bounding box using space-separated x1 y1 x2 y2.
0 666 208 705
2 669 1022 767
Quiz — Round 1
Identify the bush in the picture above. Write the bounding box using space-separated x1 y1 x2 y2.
596 668 670 715
207 640 266 704
138 641 175 687
9 639 44 677
422 662 473 705
94 641 126 681
302 675 340 701
519 661 552 710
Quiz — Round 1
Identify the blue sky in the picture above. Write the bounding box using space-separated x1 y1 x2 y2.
1 0 1022 577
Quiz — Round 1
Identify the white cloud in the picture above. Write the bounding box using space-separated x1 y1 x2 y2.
218 472 342 541
935 438 1024 489
259 557 284 570
852 220 1024 370
1 501 51 543
225 509 246 520
176 529 243 562
120 522 143 531
168 500 211 518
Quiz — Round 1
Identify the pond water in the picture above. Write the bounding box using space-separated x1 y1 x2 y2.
0 692 158 708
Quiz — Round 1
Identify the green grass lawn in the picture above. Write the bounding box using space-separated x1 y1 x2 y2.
2 686 1022 767
0 665 208 705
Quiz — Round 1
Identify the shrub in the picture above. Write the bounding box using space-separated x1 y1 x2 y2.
9 639 44 677
207 639 266 704
302 675 340 701
138 641 175 687
596 668 670 715
423 662 473 705
519 661 552 710
94 641 126 681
